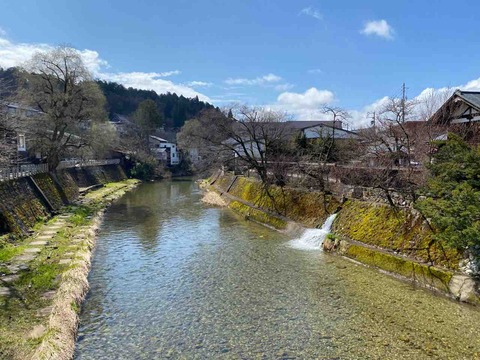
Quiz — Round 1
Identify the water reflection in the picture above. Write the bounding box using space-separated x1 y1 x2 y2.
75 181 480 359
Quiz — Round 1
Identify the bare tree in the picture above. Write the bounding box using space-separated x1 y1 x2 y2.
18 46 108 170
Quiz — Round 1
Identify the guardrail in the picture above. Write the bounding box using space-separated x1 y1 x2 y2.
0 158 120 182
57 159 120 169
0 163 49 182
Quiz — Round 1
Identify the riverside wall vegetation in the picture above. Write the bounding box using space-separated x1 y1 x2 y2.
0 164 139 360
205 172 480 306
0 164 127 236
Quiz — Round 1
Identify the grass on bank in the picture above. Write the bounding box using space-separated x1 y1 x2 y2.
0 179 139 360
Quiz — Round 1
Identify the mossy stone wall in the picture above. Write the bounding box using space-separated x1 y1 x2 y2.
0 164 127 236
67 165 127 187
0 178 50 235
218 175 340 227
334 200 462 269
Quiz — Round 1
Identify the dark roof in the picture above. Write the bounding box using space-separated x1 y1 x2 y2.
429 90 480 124
456 90 480 110
285 120 342 130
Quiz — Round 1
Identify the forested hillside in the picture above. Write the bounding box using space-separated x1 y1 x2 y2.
97 80 217 130
0 68 218 130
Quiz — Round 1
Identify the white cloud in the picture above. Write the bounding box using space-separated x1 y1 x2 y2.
225 73 282 86
0 37 52 69
462 77 480 91
361 19 394 40
0 35 210 101
308 68 323 75
187 81 213 87
277 87 334 110
299 7 323 21
0 27 6 37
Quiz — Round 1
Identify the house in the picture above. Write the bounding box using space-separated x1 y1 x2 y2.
0 103 43 165
292 121 359 141
149 135 179 165
429 90 480 144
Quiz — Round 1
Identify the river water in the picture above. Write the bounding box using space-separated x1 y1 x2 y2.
75 181 480 359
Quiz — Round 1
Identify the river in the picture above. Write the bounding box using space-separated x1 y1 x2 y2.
74 181 480 359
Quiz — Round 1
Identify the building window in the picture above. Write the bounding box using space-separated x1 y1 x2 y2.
17 134 26 151
172 153 175 157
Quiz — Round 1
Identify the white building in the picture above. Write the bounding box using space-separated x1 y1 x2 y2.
149 135 179 165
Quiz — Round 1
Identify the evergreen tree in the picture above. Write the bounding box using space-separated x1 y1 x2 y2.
416 134 480 250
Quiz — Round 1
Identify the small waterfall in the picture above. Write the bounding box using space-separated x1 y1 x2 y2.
288 214 337 250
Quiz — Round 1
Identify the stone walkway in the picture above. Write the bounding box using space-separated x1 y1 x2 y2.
0 213 80 298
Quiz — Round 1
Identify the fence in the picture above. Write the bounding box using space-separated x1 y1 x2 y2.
0 158 120 182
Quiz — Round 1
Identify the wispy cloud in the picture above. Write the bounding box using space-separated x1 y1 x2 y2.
361 19 394 40
307 68 323 75
0 27 6 37
186 81 213 87
156 70 181 77
225 73 282 86
299 7 323 21
274 83 294 92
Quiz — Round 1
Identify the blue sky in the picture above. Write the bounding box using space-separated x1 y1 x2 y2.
1 0 480 126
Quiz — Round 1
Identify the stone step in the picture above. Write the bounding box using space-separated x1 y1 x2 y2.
29 241 48 246
0 287 10 296
59 259 71 265
14 253 37 262
41 290 56 300
36 306 53 317
37 235 54 241
1 274 20 283
23 248 41 254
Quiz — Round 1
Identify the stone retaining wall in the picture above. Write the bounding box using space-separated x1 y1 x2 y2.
0 164 127 236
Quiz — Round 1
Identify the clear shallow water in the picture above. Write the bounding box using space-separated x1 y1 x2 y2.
75 181 480 359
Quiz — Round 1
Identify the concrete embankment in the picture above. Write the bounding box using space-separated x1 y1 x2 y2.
204 172 480 306
0 164 139 360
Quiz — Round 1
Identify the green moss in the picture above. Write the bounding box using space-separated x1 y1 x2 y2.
335 200 462 269
229 200 288 229
0 244 25 262
220 175 339 227
343 242 452 291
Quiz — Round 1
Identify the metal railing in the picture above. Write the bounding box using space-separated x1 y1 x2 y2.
0 159 120 182
57 158 120 169
0 163 48 182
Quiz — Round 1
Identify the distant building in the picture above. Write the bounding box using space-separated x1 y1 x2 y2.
0 103 43 165
149 135 179 166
